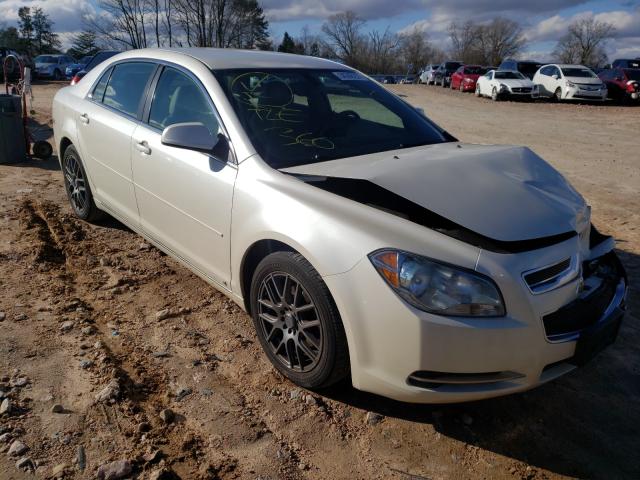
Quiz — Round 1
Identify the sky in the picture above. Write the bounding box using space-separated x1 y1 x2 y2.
0 0 638 61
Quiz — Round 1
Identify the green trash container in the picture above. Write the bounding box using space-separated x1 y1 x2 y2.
0 94 27 164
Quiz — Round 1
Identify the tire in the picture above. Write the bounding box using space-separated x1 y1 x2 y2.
554 87 563 102
62 145 104 222
32 140 53 159
491 87 500 101
250 251 350 389
459 82 465 92
53 69 62 81
475 84 482 97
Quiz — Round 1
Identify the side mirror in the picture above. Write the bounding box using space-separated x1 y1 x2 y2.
161 122 217 153
415 107 426 117
552 74 559 80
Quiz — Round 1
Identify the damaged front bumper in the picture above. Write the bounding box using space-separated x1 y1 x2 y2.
324 228 626 403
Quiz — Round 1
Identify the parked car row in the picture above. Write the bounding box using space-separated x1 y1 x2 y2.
417 58 640 104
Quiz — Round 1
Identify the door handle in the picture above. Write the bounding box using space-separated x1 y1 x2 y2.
135 140 151 155
79 113 89 124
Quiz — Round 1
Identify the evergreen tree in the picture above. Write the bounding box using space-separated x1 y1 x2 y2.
18 7 33 52
32 7 60 54
278 32 297 53
67 31 100 59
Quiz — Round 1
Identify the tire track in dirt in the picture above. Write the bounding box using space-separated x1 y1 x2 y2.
14 199 307 479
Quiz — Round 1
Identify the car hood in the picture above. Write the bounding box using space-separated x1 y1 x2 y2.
498 78 534 88
565 76 602 85
281 143 588 243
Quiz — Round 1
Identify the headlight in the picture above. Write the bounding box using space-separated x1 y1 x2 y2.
499 83 508 91
369 250 505 317
566 80 576 88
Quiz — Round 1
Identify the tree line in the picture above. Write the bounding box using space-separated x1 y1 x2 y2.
0 3 617 73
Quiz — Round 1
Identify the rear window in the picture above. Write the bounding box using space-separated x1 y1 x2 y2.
85 52 120 72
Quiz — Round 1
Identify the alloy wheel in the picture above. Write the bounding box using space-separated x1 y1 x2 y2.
64 153 88 214
256 272 323 372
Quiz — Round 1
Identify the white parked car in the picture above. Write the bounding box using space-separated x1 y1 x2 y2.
533 64 607 101
419 65 440 85
475 69 537 101
52 49 626 404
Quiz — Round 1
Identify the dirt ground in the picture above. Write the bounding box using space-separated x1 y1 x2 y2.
0 81 638 480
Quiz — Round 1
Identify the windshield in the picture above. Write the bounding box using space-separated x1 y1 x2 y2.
214 69 450 168
624 69 640 81
35 55 57 63
495 71 525 80
561 67 596 78
464 66 486 75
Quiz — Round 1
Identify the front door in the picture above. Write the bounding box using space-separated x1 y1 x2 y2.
131 66 236 288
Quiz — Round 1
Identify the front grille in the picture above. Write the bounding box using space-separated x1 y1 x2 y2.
524 258 571 289
542 252 621 340
512 87 532 93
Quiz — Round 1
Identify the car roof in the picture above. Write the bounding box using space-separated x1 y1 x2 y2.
550 64 589 69
145 47 345 70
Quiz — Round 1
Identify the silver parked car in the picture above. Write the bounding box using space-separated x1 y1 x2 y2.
52 49 627 403
35 54 75 80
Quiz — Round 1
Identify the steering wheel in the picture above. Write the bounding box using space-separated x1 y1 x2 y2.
338 110 361 121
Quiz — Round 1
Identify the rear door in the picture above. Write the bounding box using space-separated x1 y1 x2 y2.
131 65 236 288
75 61 157 223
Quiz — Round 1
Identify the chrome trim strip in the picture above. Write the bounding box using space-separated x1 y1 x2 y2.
522 255 580 295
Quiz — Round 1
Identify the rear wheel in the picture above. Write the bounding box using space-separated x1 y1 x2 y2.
62 145 104 222
459 82 465 92
475 84 482 97
491 87 500 101
53 69 62 81
250 252 350 389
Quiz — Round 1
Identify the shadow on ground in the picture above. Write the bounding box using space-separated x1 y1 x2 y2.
323 246 639 480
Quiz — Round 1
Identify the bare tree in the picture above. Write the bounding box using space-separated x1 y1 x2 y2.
399 28 432 74
448 20 480 63
552 17 614 66
368 27 399 73
448 17 525 66
87 0 149 49
477 18 525 66
321 11 366 68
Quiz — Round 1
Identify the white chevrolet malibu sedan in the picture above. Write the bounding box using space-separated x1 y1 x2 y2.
475 70 538 100
52 49 627 403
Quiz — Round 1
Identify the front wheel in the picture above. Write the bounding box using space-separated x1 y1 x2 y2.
459 82 465 92
250 252 350 389
554 87 563 101
475 84 482 97
491 87 500 101
62 145 104 222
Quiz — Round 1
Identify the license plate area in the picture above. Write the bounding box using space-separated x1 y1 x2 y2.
571 308 623 366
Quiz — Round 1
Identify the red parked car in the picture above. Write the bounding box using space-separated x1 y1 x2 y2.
450 65 488 92
598 67 640 103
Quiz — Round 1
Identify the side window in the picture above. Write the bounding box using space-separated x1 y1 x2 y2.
553 67 561 77
148 67 220 135
540 66 549 76
103 62 156 117
90 67 112 102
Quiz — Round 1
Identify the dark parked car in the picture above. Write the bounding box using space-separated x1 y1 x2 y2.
611 59 640 69
433 61 463 87
65 56 92 79
383 75 396 84
70 50 120 85
498 59 543 80
598 67 640 102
